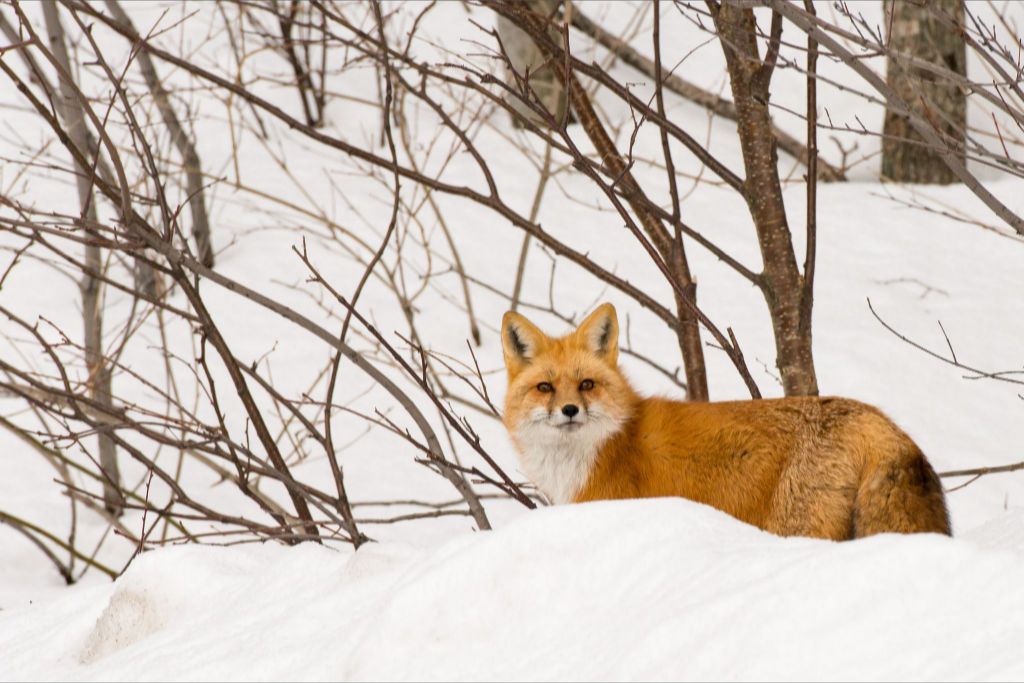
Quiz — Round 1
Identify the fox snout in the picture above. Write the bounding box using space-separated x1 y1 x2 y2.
528 404 587 431
554 403 584 432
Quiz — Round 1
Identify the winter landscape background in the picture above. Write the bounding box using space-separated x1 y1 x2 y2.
1 1 1023 680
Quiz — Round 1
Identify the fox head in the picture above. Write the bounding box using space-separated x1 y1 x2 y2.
500 304 638 500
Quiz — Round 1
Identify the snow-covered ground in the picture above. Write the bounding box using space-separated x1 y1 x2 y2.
5 500 1024 681
1 1 1023 680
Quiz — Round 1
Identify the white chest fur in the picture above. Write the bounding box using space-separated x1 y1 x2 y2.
513 422 613 504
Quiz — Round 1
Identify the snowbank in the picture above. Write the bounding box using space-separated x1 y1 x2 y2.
3 499 1024 681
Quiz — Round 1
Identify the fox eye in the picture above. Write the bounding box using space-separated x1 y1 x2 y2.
579 379 595 391
537 382 554 393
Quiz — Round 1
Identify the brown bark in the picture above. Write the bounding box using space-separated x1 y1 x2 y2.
799 0 818 362
882 0 966 184
41 2 124 515
273 0 324 128
710 3 818 397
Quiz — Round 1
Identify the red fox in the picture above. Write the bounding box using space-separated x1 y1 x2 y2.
501 303 951 540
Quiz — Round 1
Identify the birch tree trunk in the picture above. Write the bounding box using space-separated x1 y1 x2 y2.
495 0 570 128
42 3 124 515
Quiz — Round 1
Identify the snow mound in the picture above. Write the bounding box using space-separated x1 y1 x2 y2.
2 499 1024 681
79 588 167 664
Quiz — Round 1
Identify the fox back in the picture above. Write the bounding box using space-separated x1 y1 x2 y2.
501 303 950 541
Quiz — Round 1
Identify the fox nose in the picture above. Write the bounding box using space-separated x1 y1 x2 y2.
561 404 579 418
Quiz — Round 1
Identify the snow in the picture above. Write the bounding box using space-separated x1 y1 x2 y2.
1 1 1024 680
4 500 1024 681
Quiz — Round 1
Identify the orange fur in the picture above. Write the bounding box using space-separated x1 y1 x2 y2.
501 304 950 541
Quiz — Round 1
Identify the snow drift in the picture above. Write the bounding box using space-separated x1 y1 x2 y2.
3 499 1024 681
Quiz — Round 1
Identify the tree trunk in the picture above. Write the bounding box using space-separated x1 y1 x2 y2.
42 3 124 516
106 0 215 267
882 0 966 184
710 3 819 397
495 0 570 128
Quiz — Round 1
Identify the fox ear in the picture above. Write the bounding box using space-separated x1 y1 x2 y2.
575 303 619 365
501 311 546 376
